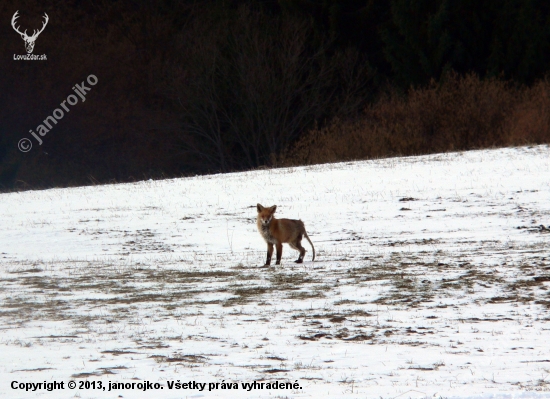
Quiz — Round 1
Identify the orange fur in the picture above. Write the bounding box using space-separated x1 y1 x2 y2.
256 203 315 266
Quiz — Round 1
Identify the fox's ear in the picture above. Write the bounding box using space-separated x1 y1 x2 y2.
257 203 264 213
271 205 277 213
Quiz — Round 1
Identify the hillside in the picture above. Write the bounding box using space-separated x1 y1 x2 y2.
1 146 550 398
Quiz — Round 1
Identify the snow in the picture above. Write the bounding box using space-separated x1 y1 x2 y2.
1 145 550 398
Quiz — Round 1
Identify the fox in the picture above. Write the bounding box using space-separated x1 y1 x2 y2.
256 203 315 266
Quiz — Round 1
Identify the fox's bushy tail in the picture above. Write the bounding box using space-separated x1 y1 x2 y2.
304 232 315 262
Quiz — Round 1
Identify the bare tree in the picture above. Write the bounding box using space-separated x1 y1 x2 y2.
166 5 370 172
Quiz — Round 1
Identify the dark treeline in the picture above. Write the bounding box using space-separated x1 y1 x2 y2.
1 0 550 189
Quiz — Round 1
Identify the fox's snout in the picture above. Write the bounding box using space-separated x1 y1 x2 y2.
259 215 272 225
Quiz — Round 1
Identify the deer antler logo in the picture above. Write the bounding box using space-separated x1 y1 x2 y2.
11 11 49 54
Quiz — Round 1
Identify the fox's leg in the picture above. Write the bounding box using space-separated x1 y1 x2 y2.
265 243 274 266
275 243 283 265
292 235 307 263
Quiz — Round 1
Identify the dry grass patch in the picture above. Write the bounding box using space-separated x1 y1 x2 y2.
282 74 550 166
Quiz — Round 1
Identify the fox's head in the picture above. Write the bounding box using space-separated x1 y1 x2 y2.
257 203 276 226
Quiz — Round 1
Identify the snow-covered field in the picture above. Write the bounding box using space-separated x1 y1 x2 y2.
1 146 550 399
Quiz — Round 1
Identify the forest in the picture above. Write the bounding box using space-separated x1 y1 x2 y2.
1 0 550 189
